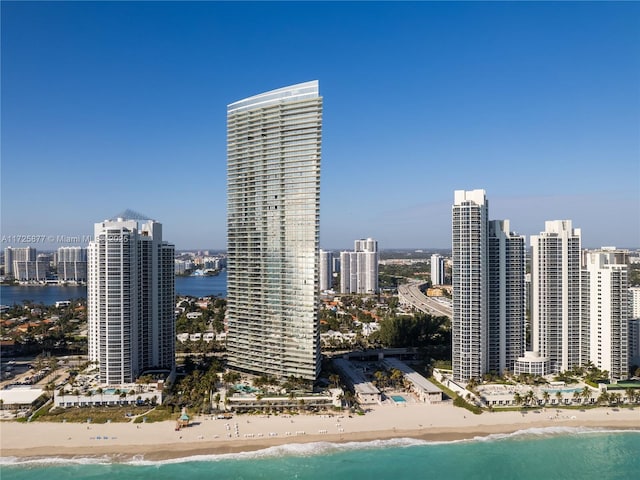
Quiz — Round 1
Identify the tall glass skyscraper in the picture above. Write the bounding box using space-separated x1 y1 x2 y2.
226 81 322 380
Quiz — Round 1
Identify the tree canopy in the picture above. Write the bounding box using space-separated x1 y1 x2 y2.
370 312 450 360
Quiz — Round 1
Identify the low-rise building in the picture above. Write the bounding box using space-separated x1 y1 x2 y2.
53 383 164 408
226 390 341 413
333 358 381 405
0 385 45 411
382 358 443 403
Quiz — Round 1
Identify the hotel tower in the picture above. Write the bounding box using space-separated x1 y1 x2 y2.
226 81 322 380
88 215 175 385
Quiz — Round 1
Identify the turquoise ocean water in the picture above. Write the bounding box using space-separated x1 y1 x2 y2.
2 428 639 480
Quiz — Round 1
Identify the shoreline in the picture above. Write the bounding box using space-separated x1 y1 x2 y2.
2 403 639 462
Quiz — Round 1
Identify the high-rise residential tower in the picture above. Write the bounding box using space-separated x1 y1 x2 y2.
57 246 88 282
319 250 333 292
584 248 629 380
88 216 175 385
488 220 526 375
629 286 640 319
452 189 489 382
430 254 445 285
226 81 322 381
339 238 379 294
530 220 583 373
4 247 36 278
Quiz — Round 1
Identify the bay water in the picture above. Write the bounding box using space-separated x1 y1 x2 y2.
0 273 227 306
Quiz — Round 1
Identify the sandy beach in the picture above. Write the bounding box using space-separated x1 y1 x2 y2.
2 403 639 461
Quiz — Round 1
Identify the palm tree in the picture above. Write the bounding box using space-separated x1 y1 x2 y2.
555 391 563 405
624 388 636 405
597 391 610 406
609 392 620 406
581 386 592 405
390 369 404 389
374 370 388 389
542 391 550 406
524 390 535 406
513 392 523 407
572 391 581 405
343 391 356 410
329 374 341 389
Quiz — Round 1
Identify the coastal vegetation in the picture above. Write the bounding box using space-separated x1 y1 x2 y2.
369 313 450 361
37 404 164 423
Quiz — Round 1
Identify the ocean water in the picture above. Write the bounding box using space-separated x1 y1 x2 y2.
2 428 639 480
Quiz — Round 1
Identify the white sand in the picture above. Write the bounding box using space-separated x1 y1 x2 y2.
1 403 639 460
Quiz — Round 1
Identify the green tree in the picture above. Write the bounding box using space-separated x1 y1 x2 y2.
542 391 550 405
513 392 522 407
572 390 581 404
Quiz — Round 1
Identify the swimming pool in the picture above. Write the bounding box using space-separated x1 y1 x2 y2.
234 384 260 394
391 395 406 403
543 388 583 394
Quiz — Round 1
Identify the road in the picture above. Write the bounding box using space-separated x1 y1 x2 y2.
398 282 452 318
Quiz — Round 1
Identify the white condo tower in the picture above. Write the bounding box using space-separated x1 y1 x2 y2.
88 215 175 385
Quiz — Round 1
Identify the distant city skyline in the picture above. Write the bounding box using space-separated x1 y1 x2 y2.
2 2 639 249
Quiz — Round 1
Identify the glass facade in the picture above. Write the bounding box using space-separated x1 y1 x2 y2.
226 81 321 380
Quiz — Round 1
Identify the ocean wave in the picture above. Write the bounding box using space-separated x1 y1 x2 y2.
0 454 115 467
129 437 430 465
469 426 640 443
0 438 428 467
3 429 638 467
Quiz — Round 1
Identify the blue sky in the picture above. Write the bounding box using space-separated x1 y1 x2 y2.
2 1 639 250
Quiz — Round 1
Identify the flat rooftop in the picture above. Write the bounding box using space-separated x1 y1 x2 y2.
383 358 441 393
0 385 44 405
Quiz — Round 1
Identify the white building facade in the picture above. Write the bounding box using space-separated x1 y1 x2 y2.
452 189 489 382
430 254 445 286
319 249 333 292
339 238 379 294
488 220 526 375
629 287 640 319
4 247 37 278
584 248 629 380
57 246 88 282
226 81 322 381
88 217 175 385
530 220 584 374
